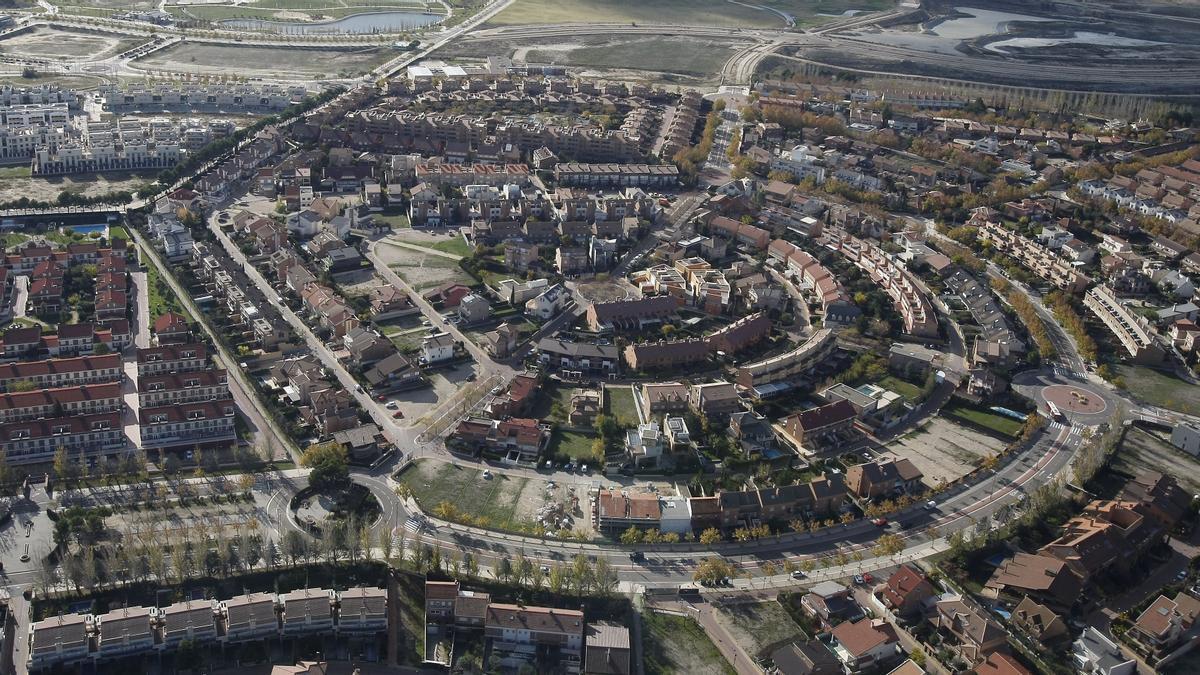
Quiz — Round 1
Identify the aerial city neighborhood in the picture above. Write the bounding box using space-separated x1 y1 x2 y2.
0 1 1195 674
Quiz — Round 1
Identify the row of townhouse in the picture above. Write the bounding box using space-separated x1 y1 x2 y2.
136 335 235 449
596 473 850 535
192 244 285 347
193 126 285 202
421 186 655 238
425 580 629 675
0 321 130 361
552 162 680 188
975 217 1091 292
1083 284 1166 364
769 238 862 325
826 229 940 338
342 109 647 163
735 328 838 396
29 587 386 672
622 312 772 370
98 82 304 114
412 162 531 187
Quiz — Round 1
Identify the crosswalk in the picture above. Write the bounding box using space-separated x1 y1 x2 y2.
403 516 425 534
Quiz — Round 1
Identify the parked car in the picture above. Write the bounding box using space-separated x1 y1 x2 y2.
872 518 888 527
629 551 646 563
924 500 937 510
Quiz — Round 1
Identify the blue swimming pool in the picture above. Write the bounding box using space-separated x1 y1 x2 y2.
65 224 107 236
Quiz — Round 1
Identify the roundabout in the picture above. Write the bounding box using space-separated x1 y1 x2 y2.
1042 383 1108 416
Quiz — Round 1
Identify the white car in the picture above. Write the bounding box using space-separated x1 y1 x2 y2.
924 500 937 510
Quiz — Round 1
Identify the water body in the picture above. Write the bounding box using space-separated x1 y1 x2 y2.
927 7 1055 41
986 32 1167 53
222 10 442 35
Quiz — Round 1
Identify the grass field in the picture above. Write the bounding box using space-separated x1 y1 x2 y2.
429 237 474 257
374 209 411 229
145 253 185 320
547 429 601 462
489 0 891 28
877 375 922 403
1117 365 1200 417
942 403 1022 438
605 385 639 427
642 611 736 675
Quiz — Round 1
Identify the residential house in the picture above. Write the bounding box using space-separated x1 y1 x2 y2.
770 640 842 675
830 618 901 674
783 400 858 451
537 339 620 373
596 489 662 532
802 581 865 629
1128 592 1200 660
973 653 1034 675
584 622 631 675
625 422 664 469
688 381 741 421
457 293 492 325
983 552 1083 611
846 458 924 500
1011 597 1068 647
879 565 935 619
933 597 1007 665
1071 626 1135 675
420 331 456 365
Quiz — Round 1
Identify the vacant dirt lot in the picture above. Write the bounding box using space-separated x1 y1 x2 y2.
0 26 136 61
0 171 157 204
714 601 805 659
885 417 1007 486
134 42 388 79
398 459 593 536
375 242 474 292
1114 426 1200 495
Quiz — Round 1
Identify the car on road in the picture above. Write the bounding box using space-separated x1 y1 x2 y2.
540 565 550 575
482 470 492 479
791 570 805 579
386 401 398 409
853 574 865 585
1178 569 1189 581
924 500 937 510
355 385 364 394
871 518 888 527
392 410 405 419
629 551 646 563
862 573 874 584
376 394 388 402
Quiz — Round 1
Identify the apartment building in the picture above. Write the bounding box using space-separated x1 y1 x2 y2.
138 399 236 449
153 600 219 650
137 369 230 407
336 587 388 634
28 613 90 671
0 412 123 464
136 343 208 376
1083 285 1164 364
0 383 121 423
93 607 155 662
279 588 335 636
222 593 280 643
0 353 122 391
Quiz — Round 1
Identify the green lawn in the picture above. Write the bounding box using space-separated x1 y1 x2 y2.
642 611 736 675
0 166 30 179
107 225 129 241
546 429 601 463
429 237 474 257
1117 365 1200 417
942 403 1023 438
144 253 184 320
0 232 28 250
605 386 639 427
374 209 411 230
877 375 923 403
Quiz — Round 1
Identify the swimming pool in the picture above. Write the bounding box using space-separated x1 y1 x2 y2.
64 224 108 236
